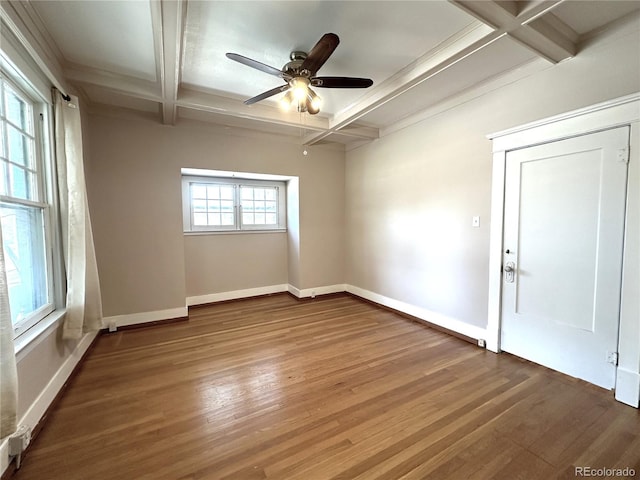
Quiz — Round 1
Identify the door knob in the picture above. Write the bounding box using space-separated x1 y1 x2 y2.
504 262 515 283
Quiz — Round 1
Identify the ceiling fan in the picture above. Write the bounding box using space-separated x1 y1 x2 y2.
226 33 373 115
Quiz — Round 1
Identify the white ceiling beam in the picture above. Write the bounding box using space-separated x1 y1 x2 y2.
303 22 496 145
65 65 162 103
450 1 576 63
331 125 379 140
158 0 186 125
178 88 330 132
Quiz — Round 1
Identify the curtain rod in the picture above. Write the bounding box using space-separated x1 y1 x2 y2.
53 86 71 102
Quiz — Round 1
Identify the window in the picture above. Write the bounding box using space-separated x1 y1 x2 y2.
182 175 286 233
0 71 56 337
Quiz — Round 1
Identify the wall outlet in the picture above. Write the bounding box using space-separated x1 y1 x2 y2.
477 339 486 348
108 321 117 333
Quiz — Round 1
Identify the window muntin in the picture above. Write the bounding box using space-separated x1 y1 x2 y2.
183 176 286 233
240 186 279 227
0 73 54 336
191 182 236 228
1 80 37 201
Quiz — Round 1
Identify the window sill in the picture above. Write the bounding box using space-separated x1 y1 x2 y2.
14 309 66 361
184 229 287 236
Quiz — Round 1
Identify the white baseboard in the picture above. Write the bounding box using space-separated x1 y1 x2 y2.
287 284 302 297
187 284 289 306
345 285 487 342
1 331 98 475
103 306 188 329
288 284 347 299
615 367 640 408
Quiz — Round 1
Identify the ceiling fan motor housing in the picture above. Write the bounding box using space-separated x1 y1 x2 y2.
226 33 373 112
284 51 308 76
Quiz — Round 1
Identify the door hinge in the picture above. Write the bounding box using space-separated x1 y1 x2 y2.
607 351 618 366
617 147 629 164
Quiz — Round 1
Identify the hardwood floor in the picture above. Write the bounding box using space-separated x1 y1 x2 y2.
12 294 640 479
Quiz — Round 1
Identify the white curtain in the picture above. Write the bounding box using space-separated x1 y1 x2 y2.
54 92 103 339
0 227 18 439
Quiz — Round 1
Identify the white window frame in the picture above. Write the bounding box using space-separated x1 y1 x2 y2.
0 66 60 340
182 175 287 233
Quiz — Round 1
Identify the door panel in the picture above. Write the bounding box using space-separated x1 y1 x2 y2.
501 127 629 389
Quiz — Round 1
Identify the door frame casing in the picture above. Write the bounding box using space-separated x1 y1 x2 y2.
486 93 640 407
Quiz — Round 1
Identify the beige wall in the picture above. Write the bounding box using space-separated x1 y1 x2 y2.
184 233 288 296
6 10 640 458
85 114 345 316
345 17 640 328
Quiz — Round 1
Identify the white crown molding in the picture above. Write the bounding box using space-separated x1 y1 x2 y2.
65 64 162 102
303 22 496 145
0 0 68 94
379 56 550 138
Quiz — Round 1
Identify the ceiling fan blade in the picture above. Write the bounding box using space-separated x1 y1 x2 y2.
300 33 339 75
243 84 290 105
226 53 290 79
311 77 373 88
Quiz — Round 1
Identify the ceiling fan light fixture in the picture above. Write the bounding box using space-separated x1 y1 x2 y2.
279 90 295 111
306 90 321 115
291 77 310 101
227 33 373 114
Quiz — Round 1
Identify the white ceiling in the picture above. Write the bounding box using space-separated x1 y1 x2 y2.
7 0 640 147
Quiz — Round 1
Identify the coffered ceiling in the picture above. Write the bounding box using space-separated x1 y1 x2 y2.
2 0 638 147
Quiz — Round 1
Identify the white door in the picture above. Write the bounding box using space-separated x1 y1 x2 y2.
501 126 629 389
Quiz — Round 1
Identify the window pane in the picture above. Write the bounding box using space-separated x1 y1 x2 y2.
207 199 221 213
0 121 5 157
240 187 253 200
207 185 220 199
191 184 207 199
265 188 276 201
192 199 206 212
220 200 234 213
0 162 8 196
184 177 284 232
1 203 48 326
193 212 207 225
9 164 33 200
208 213 221 225
220 186 234 200
7 125 32 168
5 87 32 133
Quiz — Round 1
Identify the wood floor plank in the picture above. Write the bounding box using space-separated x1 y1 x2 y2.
11 293 640 480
